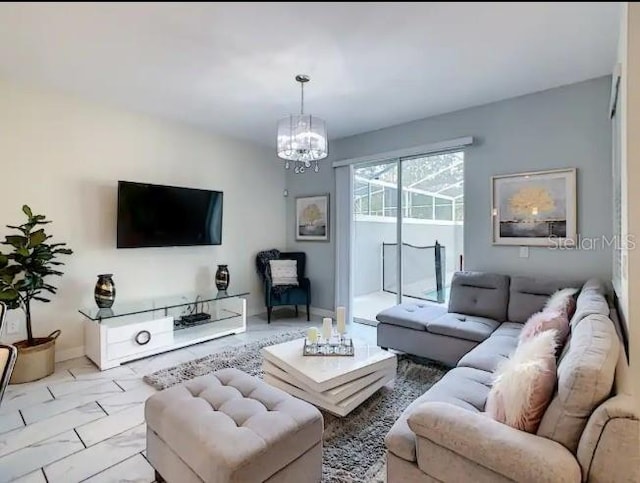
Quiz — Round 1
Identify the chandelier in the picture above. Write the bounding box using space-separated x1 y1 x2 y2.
277 74 328 173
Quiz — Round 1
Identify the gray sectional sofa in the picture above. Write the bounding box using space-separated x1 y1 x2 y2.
377 271 581 366
377 272 639 482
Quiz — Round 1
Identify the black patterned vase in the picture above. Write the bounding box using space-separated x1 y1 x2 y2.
215 265 230 291
95 274 116 308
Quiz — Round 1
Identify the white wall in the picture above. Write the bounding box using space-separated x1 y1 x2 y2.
0 79 286 360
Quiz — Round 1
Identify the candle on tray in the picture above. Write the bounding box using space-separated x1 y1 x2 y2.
336 306 346 334
307 327 319 344
322 317 333 341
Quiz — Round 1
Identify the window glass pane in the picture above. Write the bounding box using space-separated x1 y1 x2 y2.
454 198 464 221
409 193 433 219
354 180 369 195
370 190 383 216
384 187 397 208
404 152 464 193
434 197 453 220
354 195 370 215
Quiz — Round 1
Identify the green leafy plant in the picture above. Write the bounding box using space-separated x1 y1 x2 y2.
0 205 73 346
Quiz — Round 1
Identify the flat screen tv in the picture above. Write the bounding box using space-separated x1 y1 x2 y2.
117 181 223 248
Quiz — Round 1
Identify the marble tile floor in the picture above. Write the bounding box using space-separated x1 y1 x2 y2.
0 312 377 482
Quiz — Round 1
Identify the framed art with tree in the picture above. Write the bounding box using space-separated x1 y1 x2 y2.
296 194 329 242
491 168 576 246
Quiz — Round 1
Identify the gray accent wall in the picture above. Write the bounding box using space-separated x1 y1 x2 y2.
286 165 337 312
286 76 613 311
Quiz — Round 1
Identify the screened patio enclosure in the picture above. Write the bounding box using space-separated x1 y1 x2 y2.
352 151 464 323
353 152 464 222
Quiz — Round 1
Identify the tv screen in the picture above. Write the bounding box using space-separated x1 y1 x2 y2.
117 181 223 248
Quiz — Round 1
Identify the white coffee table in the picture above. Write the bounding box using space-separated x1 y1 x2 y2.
261 338 397 416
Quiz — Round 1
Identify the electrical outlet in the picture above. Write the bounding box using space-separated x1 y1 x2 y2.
519 246 529 258
6 319 20 335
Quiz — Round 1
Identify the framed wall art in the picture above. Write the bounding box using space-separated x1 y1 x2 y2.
491 168 576 246
296 194 330 242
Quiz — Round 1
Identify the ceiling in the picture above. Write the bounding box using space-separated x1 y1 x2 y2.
0 2 620 145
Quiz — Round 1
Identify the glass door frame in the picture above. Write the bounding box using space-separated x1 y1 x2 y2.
352 156 404 306
337 137 473 324
351 149 463 311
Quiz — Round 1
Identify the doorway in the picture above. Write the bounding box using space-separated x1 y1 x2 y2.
351 151 464 324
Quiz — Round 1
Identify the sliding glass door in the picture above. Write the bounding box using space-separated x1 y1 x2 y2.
352 160 398 324
400 152 463 304
351 152 464 323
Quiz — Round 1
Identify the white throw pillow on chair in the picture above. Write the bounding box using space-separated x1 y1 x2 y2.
269 260 299 286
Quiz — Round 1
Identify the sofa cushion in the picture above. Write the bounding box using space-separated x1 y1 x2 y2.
519 309 570 347
457 322 521 372
376 302 447 332
507 276 582 323
491 321 524 338
485 330 558 433
537 314 619 453
544 288 579 316
570 278 609 329
385 367 492 462
426 313 499 343
448 272 510 321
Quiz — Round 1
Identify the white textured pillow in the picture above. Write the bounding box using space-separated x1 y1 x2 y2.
269 259 299 286
485 330 558 433
545 288 579 314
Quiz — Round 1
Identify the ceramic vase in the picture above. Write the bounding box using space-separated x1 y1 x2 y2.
95 274 116 308
215 265 230 291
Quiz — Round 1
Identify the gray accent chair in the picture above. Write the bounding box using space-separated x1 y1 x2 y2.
377 271 581 366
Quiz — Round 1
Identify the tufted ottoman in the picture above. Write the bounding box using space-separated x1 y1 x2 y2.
145 368 324 483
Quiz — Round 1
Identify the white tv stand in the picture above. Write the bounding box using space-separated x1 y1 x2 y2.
80 290 248 370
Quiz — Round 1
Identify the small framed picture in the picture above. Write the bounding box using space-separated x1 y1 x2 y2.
296 194 329 242
491 168 577 246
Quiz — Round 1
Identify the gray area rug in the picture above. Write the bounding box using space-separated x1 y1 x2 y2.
144 330 447 483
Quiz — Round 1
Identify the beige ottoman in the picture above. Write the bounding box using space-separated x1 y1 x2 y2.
145 368 324 483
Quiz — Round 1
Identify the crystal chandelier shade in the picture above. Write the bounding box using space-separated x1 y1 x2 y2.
277 75 328 173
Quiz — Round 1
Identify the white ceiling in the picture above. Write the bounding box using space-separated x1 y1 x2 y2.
0 2 620 145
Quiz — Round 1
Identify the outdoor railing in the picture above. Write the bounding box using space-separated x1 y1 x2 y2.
382 241 446 303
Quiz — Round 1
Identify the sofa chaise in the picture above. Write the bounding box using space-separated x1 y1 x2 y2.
379 272 639 482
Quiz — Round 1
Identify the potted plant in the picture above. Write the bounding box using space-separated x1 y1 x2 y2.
0 205 73 383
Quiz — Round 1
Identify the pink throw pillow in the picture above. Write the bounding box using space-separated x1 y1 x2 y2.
544 288 579 319
519 309 569 346
485 330 558 433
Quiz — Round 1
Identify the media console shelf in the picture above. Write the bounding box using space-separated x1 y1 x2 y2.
80 290 248 370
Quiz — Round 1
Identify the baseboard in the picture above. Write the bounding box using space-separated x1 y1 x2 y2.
55 346 85 363
307 306 335 318
247 306 261 317
261 306 335 318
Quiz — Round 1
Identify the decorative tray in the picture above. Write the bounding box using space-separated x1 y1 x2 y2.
303 337 354 357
